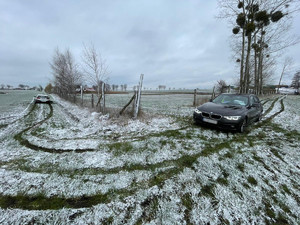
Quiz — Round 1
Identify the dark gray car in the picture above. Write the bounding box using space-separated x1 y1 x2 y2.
193 94 263 132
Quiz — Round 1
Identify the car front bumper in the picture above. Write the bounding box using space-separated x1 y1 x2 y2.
193 113 243 131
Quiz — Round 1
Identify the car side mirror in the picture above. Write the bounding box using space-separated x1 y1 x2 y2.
251 103 259 108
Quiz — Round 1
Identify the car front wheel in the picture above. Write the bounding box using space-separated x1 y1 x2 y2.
238 118 247 133
257 113 263 122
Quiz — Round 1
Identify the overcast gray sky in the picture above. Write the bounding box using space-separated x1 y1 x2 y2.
1 0 299 89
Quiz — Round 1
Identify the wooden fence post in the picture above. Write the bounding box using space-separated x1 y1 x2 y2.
91 94 94 108
193 89 197 107
102 82 105 113
211 86 216 100
80 85 83 106
133 74 144 119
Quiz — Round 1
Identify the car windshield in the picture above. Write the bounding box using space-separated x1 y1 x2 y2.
213 94 248 106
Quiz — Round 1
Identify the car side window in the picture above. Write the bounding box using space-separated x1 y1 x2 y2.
254 96 259 103
249 96 254 106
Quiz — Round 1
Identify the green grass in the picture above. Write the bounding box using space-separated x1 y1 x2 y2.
247 176 258 186
280 184 291 195
181 193 193 225
159 139 168 146
270 148 285 162
138 195 160 224
263 198 290 225
223 151 234 158
30 127 46 136
0 124 9 129
109 142 134 156
216 177 229 186
200 183 215 198
237 163 245 172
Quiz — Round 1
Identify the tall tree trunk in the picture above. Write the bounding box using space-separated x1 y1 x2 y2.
259 55 264 95
240 28 246 94
254 34 259 95
244 34 252 94
258 31 265 95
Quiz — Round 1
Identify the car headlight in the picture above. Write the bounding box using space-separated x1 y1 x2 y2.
194 109 202 114
224 116 241 120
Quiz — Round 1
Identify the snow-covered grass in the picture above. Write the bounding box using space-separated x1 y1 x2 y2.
0 90 39 118
0 92 299 224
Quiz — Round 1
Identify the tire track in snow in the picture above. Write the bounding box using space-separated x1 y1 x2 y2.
257 96 285 127
262 96 282 118
14 104 96 153
0 100 34 121
0 128 268 210
0 96 290 211
0 101 35 130
0 104 39 142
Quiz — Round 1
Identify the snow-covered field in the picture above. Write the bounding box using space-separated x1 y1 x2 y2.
0 91 299 224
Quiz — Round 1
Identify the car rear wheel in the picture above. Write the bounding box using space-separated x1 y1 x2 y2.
238 118 247 133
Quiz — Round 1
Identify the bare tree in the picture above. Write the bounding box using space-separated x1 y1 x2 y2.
44 83 53 93
277 57 293 90
18 84 25 89
81 43 109 103
158 85 166 90
291 70 300 89
216 80 228 93
50 48 82 101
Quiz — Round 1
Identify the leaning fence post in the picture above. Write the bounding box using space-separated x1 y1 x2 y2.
119 93 136 115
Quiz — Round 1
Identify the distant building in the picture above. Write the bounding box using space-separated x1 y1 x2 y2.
84 87 96 92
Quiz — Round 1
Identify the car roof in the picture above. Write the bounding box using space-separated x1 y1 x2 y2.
219 93 256 97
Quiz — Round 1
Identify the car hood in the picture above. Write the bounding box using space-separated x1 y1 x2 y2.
197 102 247 116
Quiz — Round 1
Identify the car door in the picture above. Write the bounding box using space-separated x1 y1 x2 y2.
251 96 262 121
247 96 258 123
254 96 263 116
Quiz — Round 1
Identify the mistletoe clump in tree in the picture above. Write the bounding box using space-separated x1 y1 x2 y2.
231 0 287 94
